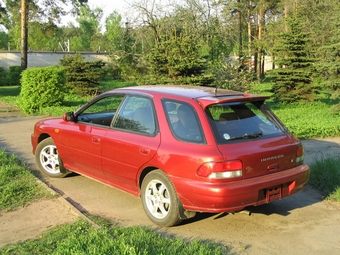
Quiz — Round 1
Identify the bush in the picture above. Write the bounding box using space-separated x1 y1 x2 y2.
19 66 67 114
60 54 105 96
0 66 22 86
0 67 9 86
8 66 22 85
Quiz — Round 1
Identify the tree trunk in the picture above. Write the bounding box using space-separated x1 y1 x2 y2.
247 1 252 72
256 5 263 81
21 0 28 71
237 0 242 60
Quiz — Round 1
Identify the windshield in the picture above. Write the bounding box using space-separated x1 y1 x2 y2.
206 101 286 144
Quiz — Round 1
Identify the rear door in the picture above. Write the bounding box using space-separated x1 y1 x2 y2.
217 136 301 179
207 101 302 178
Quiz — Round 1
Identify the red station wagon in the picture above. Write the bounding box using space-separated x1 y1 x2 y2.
31 85 310 227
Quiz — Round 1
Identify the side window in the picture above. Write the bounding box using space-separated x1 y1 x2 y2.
77 95 125 126
163 99 204 143
112 96 156 135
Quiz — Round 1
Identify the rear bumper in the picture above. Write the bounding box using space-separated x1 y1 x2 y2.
173 164 310 213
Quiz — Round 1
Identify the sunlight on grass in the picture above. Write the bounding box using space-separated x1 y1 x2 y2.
0 149 54 211
0 219 229 254
309 154 340 202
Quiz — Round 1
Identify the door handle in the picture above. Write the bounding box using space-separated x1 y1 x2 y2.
92 136 101 144
139 147 150 155
267 163 279 171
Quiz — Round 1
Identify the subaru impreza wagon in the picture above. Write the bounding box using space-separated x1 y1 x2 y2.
31 85 310 227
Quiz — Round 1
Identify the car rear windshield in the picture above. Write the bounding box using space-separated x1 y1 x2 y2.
206 101 286 144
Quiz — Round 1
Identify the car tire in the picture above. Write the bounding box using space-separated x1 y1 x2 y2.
35 137 70 178
141 170 183 227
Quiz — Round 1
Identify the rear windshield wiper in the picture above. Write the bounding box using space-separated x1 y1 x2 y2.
228 131 262 140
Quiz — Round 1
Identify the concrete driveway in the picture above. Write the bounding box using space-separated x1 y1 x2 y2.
1 116 340 254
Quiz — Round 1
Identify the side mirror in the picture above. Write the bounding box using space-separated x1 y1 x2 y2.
62 112 75 122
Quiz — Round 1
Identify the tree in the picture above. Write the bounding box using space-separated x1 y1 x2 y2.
76 5 103 51
313 0 340 114
2 0 88 69
269 12 316 103
60 54 105 96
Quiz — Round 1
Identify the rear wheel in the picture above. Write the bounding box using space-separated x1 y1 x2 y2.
35 137 70 178
141 170 183 227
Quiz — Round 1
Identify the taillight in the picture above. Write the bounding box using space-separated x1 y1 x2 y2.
197 160 243 179
296 145 304 164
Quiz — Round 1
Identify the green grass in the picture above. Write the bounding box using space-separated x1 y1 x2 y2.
309 154 340 202
268 100 340 138
249 83 340 138
0 86 20 106
0 149 54 211
0 219 228 254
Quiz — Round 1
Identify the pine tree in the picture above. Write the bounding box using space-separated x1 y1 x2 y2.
269 14 316 103
314 2 340 115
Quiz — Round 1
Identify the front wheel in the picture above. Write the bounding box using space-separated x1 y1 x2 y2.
35 137 70 178
141 170 183 227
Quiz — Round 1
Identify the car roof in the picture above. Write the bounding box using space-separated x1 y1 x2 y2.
110 85 269 108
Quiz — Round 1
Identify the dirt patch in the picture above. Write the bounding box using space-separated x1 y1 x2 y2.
0 198 78 247
0 102 26 118
0 104 78 248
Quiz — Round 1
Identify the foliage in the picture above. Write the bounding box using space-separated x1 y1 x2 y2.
309 154 340 202
208 59 253 92
268 100 340 139
8 66 21 85
0 66 21 86
313 2 340 115
0 149 53 211
0 219 228 254
145 28 209 85
27 21 63 51
0 30 9 50
18 66 67 114
268 13 317 103
60 54 105 96
76 5 103 51
105 13 140 81
0 67 9 86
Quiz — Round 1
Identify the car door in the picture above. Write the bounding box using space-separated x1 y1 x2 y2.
58 95 125 182
101 95 161 194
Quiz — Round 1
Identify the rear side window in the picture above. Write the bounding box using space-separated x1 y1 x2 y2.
163 99 205 144
207 101 286 144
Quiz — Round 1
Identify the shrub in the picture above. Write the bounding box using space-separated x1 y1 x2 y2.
0 67 9 86
0 66 22 86
8 66 22 85
19 66 67 114
60 54 105 96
